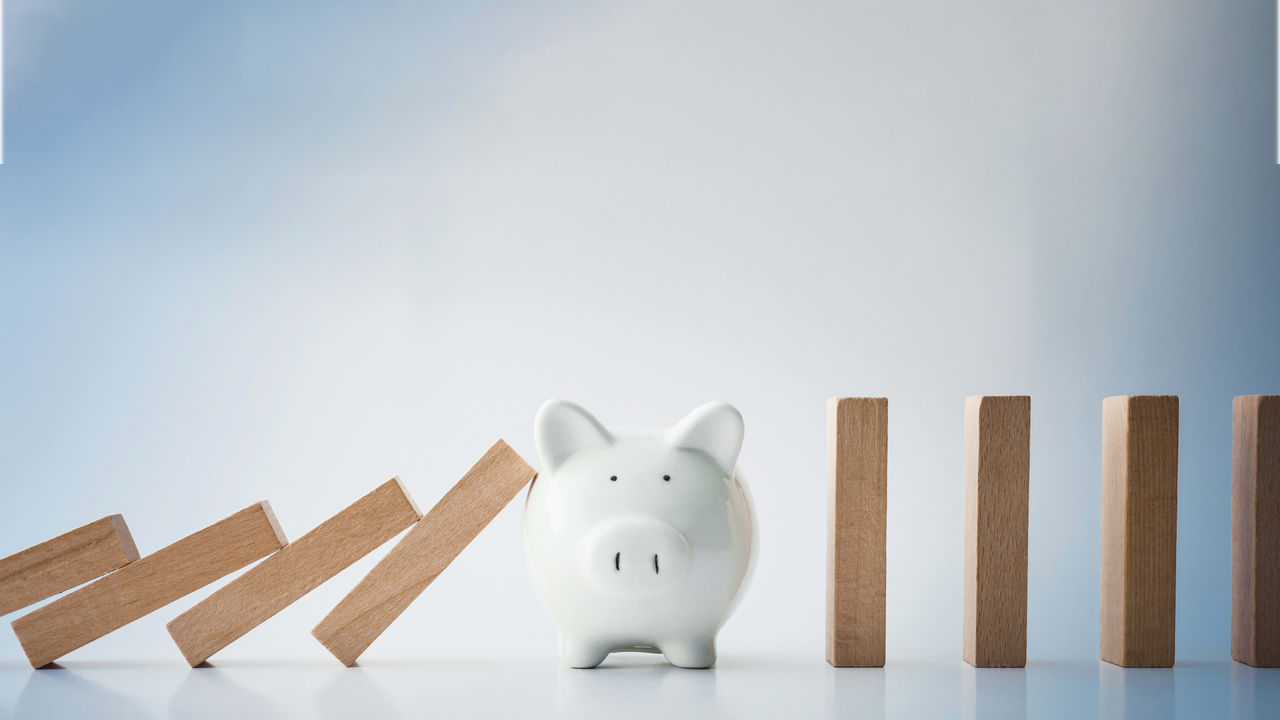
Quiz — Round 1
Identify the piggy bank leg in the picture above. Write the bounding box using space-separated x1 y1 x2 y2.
660 637 716 669
560 636 612 669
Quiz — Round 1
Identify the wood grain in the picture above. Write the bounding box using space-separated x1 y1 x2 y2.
1232 395 1280 667
962 396 1030 667
826 397 887 667
0 515 140 617
312 440 537 666
1100 395 1178 667
167 479 422 666
11 502 287 668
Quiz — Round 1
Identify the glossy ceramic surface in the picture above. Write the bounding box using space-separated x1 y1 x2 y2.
523 400 755 668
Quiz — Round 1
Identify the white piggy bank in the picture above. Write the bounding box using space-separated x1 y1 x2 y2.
523 400 755 668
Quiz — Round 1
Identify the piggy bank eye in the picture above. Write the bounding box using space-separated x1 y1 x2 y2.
662 475 671 482
610 475 618 482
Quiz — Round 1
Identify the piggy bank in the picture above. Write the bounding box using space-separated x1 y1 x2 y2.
523 400 755 668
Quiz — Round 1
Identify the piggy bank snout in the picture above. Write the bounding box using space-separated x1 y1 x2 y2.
579 516 690 595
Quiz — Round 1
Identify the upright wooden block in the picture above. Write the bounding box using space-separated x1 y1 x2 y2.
167 479 422 666
1232 395 1280 667
0 515 140 617
11 502 286 668
962 396 1030 667
1100 395 1178 667
826 397 887 668
312 440 537 666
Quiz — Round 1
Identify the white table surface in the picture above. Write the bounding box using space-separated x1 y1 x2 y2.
2 654 1276 719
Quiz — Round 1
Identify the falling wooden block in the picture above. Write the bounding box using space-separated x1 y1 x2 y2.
826 397 887 668
166 479 422 666
962 395 1030 667
1100 395 1178 668
312 440 536 666
0 515 140 617
11 502 286 668
1232 395 1280 668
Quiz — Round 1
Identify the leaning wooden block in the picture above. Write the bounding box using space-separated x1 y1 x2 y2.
11 502 286 668
312 440 537 666
1100 395 1178 667
826 397 887 668
167 478 421 666
1232 395 1280 667
0 515 140 617
962 395 1030 667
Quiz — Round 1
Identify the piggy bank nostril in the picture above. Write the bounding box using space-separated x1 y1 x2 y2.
579 518 690 591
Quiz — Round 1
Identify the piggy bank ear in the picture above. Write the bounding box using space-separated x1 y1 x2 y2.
535 399 614 473
665 401 744 476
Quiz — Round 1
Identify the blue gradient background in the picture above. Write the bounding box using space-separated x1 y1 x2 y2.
1 0 1278 717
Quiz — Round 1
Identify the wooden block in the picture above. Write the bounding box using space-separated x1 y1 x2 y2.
1100 395 1178 667
312 440 536 666
1232 395 1280 667
0 515 140 617
166 479 421 666
962 395 1030 667
11 502 286 668
826 397 887 668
